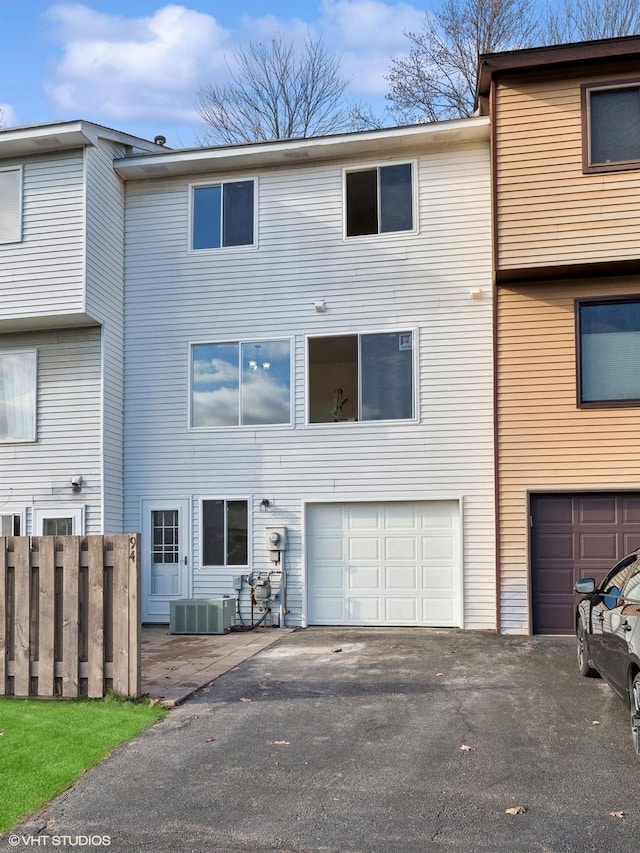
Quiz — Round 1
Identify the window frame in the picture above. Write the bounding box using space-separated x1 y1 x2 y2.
189 337 293 430
576 295 640 408
306 328 419 425
199 497 250 569
0 165 23 245
582 80 640 173
32 506 85 536
188 178 258 253
0 347 37 443
0 511 24 536
342 160 418 239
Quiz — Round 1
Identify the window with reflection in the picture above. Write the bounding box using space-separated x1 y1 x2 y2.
191 340 291 427
578 299 640 404
202 499 248 566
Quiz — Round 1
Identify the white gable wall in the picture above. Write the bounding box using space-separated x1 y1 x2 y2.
123 139 495 628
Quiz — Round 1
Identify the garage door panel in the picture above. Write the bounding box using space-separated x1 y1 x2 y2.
421 536 455 560
349 565 380 590
348 537 379 560
385 565 417 590
578 533 617 560
579 497 617 525
308 501 460 627
385 536 417 560
534 533 573 560
623 498 640 523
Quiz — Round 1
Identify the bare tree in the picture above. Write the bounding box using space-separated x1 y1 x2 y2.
546 0 640 43
196 33 353 144
386 0 540 123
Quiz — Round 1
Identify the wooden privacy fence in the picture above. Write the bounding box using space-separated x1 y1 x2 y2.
0 534 140 699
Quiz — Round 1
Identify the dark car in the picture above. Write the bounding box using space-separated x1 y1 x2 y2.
575 550 640 756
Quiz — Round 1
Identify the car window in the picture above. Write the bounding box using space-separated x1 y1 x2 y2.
598 552 640 609
622 560 640 602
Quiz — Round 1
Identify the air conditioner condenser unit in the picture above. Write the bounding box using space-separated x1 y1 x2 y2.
169 597 236 635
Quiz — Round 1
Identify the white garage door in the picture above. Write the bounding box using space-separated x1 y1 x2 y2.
307 501 461 627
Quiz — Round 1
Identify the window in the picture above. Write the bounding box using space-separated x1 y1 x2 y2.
191 180 255 249
0 167 22 244
191 339 291 427
584 83 640 170
0 514 21 535
201 499 248 566
345 163 414 237
308 331 414 423
578 299 640 404
33 507 84 535
0 349 36 442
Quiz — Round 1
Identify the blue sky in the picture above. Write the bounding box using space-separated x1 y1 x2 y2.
0 1 432 146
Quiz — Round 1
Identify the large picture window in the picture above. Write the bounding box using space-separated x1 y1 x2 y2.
0 349 37 442
191 339 291 427
584 83 640 171
0 167 22 244
345 163 414 237
201 499 248 567
578 299 640 404
308 331 414 423
191 180 255 250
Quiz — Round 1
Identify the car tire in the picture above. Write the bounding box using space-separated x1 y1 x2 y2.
577 621 597 677
631 673 640 757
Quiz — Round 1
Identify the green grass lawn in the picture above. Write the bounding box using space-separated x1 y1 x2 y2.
0 695 166 832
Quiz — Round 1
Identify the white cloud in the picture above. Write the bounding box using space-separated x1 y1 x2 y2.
44 4 232 125
0 104 20 129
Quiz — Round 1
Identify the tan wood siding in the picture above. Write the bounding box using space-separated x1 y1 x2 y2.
497 277 640 633
495 70 640 272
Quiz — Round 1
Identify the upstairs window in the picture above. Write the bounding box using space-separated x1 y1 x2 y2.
0 349 37 442
578 298 640 404
191 339 291 427
201 499 248 567
308 331 415 423
584 83 640 171
0 167 22 244
345 163 414 237
191 180 255 250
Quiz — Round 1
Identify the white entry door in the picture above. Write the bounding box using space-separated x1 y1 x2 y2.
141 499 190 622
307 501 461 627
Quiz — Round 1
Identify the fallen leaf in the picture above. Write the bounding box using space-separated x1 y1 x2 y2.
436 673 444 677
239 697 252 703
206 737 215 743
459 744 476 752
592 720 601 725
273 740 291 745
609 811 625 819
331 647 343 654
505 806 527 815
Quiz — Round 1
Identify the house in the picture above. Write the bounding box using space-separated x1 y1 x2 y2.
113 121 496 628
0 122 164 538
478 36 640 634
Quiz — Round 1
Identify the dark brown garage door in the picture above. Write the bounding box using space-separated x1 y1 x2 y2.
531 493 640 634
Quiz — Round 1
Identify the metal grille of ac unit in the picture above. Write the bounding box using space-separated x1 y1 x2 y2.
169 597 236 635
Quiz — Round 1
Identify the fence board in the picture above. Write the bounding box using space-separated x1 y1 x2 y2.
14 538 31 697
87 536 105 698
0 540 6 690
128 535 140 698
37 537 56 697
111 535 130 695
61 536 79 697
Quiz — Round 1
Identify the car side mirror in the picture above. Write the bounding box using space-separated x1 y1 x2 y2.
575 578 596 595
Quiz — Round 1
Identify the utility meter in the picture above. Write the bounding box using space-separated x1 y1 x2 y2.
265 526 287 561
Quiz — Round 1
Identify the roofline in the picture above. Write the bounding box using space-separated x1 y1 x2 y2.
113 116 489 180
477 35 640 102
0 120 168 158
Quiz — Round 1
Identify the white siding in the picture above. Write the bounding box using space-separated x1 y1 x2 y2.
0 151 86 320
0 327 103 532
85 140 128 531
123 141 496 628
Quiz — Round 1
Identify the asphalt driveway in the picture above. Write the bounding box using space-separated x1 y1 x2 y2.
7 628 640 853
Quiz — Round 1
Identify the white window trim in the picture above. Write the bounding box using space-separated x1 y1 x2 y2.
187 177 259 253
0 510 25 536
188 336 294 430
0 347 37 444
342 159 419 240
32 505 85 535
199 496 251 569
305 327 419 426
0 165 23 245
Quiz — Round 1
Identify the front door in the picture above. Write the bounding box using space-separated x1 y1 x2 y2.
141 499 190 622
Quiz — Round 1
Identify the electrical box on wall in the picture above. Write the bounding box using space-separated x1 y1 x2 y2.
265 526 287 561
